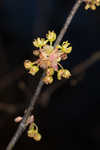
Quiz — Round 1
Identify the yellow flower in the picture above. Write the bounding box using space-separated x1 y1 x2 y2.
27 123 42 141
46 68 54 76
57 69 71 80
42 75 53 84
46 31 56 44
96 0 100 6
28 123 38 137
62 69 71 79
29 66 39 76
61 41 72 54
85 4 90 10
28 129 36 138
62 41 70 47
84 0 100 10
33 38 47 48
24 60 33 69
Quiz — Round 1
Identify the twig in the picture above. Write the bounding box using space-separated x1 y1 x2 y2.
54 0 82 46
6 1 82 150
6 75 44 150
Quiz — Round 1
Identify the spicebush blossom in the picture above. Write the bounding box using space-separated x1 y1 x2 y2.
15 115 41 141
27 123 42 141
24 31 72 84
84 0 100 10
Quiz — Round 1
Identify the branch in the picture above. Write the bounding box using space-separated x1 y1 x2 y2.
6 75 44 150
6 1 82 150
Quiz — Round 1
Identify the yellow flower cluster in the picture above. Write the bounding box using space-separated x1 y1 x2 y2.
57 69 71 80
33 38 47 48
84 0 100 10
46 31 56 45
27 123 42 141
24 31 72 84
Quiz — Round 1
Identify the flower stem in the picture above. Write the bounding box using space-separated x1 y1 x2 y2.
57 63 64 69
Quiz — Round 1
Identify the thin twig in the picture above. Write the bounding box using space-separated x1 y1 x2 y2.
54 0 82 46
6 75 44 150
6 1 82 150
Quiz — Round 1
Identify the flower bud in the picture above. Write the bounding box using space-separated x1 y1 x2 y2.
29 66 39 76
46 68 54 76
62 69 71 79
42 76 53 84
33 50 40 56
57 69 71 80
24 60 33 69
14 116 23 123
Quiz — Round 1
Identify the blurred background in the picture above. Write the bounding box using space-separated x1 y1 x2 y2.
0 0 100 150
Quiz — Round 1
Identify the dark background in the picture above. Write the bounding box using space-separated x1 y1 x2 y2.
0 0 100 150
